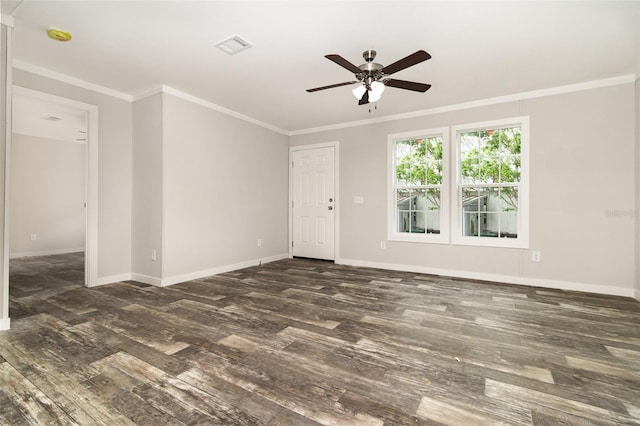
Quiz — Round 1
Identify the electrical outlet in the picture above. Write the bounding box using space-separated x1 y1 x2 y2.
30 234 37 241
151 250 157 261
257 238 262 247
380 241 386 250
531 250 541 262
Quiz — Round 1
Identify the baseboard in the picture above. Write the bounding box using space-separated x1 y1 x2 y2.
159 253 289 287
89 253 289 288
336 257 635 298
9 247 84 259
0 317 10 331
91 273 134 287
130 273 163 287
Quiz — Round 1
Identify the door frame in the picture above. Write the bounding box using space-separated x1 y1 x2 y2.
289 142 339 261
10 86 99 286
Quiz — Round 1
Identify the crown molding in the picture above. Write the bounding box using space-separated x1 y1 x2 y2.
289 74 637 136
134 85 290 136
0 14 15 27
11 58 635 138
12 60 133 101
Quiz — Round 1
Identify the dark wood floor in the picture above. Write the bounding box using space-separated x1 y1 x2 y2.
1 254 640 425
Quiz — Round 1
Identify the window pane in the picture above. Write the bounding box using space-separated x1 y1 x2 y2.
391 132 446 240
409 162 426 186
461 186 519 238
500 212 518 237
499 155 520 183
463 212 480 236
395 140 415 185
396 188 430 234
496 127 521 156
426 160 443 185
461 188 481 212
461 127 521 185
395 136 443 187
425 188 441 234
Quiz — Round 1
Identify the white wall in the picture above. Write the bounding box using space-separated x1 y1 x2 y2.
636 77 640 301
132 93 163 281
130 91 290 286
13 69 132 281
9 134 85 257
161 93 289 282
290 84 636 297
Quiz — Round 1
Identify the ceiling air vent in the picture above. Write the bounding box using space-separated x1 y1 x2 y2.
215 34 252 55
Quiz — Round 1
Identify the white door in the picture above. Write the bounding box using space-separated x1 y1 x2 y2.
292 146 335 260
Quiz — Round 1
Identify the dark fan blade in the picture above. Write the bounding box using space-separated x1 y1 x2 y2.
358 89 369 105
381 50 431 75
325 54 362 74
385 79 431 92
306 81 358 92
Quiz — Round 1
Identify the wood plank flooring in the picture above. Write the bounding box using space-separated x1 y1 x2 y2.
2 253 640 425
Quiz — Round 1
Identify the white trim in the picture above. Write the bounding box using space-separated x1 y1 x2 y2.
635 288 640 302
387 127 450 245
0 317 9 331
9 247 84 259
12 86 100 287
0 14 15 27
12 59 634 138
130 273 162 287
290 74 636 136
93 273 133 287
1 22 12 330
131 85 163 102
136 85 290 136
289 142 340 260
451 116 530 249
337 257 635 298
154 253 288 287
12 60 133 101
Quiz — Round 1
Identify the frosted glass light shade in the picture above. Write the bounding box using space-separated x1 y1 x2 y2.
369 81 385 102
352 84 366 99
352 82 385 103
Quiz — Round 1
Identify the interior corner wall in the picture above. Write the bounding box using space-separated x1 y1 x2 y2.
9 134 85 257
635 77 640 300
0 22 11 329
290 83 636 297
12 69 133 282
161 93 289 282
132 93 163 282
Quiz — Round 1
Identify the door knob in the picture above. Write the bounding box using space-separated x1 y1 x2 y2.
328 206 333 210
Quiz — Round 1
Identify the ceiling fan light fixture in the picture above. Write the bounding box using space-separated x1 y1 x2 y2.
352 81 385 103
352 84 366 100
369 81 385 102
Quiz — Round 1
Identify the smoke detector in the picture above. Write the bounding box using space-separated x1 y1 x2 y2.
47 28 72 42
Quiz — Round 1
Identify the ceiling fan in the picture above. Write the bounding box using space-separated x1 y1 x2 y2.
306 49 432 105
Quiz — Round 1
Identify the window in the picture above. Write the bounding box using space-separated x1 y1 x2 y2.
387 117 529 249
452 117 529 248
388 128 450 243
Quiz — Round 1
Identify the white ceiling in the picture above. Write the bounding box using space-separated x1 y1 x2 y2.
3 1 639 133
12 94 86 143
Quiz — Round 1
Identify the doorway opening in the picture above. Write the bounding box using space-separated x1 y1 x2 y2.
9 87 98 290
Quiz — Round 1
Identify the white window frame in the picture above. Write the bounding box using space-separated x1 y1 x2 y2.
451 116 530 248
387 128 450 244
